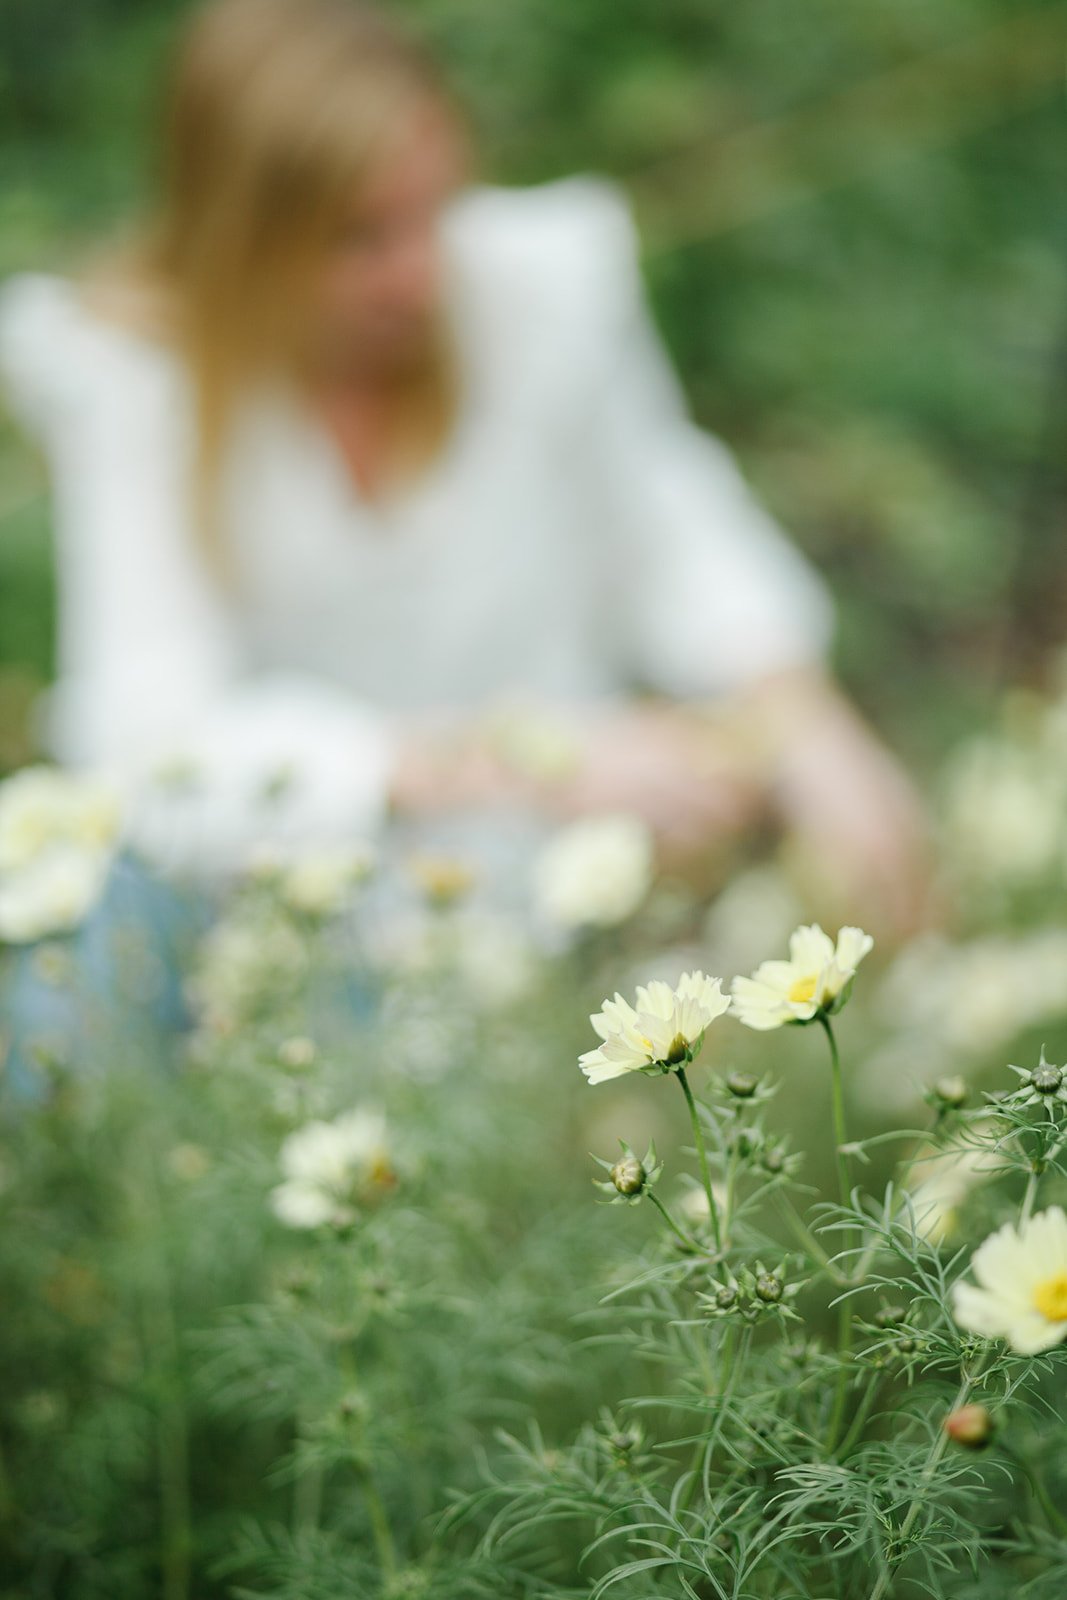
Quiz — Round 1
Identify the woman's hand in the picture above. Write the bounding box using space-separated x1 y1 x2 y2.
546 701 766 874
388 701 766 877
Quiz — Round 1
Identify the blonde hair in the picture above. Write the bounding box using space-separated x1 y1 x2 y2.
90 0 464 554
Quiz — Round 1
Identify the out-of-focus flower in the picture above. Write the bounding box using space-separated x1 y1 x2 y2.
907 1134 1000 1244
407 853 476 906
579 971 729 1085
188 911 309 1033
874 930 1067 1067
731 924 873 1031
270 1109 395 1229
677 1179 729 1226
944 738 1064 887
0 765 119 869
277 844 374 916
533 813 653 930
0 766 121 943
952 1207 1067 1354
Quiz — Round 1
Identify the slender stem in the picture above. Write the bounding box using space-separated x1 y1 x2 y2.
774 1192 844 1279
676 1066 721 1252
648 1190 699 1250
868 1364 981 1600
134 1156 190 1600
836 1369 883 1458
341 1344 397 1582
700 1325 752 1503
1020 1168 1041 1227
819 1014 852 1218
819 1013 855 1454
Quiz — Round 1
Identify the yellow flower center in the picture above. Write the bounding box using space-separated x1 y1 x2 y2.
788 974 819 1006
1033 1271 1067 1322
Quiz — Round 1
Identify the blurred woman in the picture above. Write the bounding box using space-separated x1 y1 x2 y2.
0 0 926 930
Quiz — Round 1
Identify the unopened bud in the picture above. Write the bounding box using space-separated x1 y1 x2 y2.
943 1403 992 1448
755 1272 783 1304
1030 1063 1063 1096
610 1155 645 1196
726 1071 758 1099
873 1304 907 1328
934 1075 967 1109
762 1148 785 1174
715 1284 738 1310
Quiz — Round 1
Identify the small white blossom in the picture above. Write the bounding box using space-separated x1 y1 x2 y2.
278 844 374 916
579 971 729 1085
534 813 653 930
270 1109 395 1229
731 924 873 1031
952 1207 1067 1354
0 767 121 943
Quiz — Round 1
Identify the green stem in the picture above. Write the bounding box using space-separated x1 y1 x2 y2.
648 1190 699 1250
868 1363 981 1600
134 1157 190 1600
699 1325 752 1502
341 1345 397 1583
819 1014 855 1454
774 1192 844 1279
1020 1168 1041 1227
819 1014 852 1220
836 1369 883 1458
676 1067 722 1252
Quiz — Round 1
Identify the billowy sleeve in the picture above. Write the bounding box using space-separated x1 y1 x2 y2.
572 182 835 699
0 275 393 873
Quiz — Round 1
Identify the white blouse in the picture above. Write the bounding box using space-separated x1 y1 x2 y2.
0 176 833 871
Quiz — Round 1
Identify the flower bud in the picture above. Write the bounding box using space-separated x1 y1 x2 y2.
755 1272 783 1304
934 1075 967 1109
873 1304 907 1328
609 1428 639 1454
761 1148 785 1174
715 1284 738 1310
610 1154 646 1196
942 1403 993 1448
726 1071 758 1099
1030 1063 1063 1096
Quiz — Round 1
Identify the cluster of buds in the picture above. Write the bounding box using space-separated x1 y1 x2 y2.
863 1304 928 1365
727 1123 798 1179
592 1141 663 1207
700 1260 802 1324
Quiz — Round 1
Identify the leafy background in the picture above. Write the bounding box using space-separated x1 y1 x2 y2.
1 0 1065 774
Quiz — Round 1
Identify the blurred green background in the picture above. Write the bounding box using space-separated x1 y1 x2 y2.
1 0 1065 773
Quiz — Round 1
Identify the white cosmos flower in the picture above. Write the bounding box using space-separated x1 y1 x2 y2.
0 846 113 943
952 1207 1067 1354
731 924 873 1031
533 813 654 930
579 971 730 1085
0 766 122 943
0 765 120 870
270 1109 395 1229
277 844 374 916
